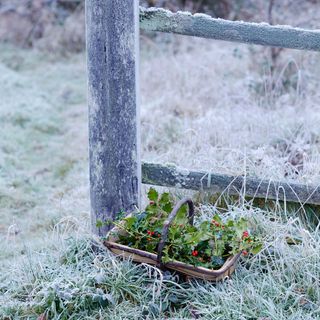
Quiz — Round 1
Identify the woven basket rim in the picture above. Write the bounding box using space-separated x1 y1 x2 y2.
104 240 241 277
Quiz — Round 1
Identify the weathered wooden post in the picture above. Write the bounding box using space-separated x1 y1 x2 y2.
86 0 140 236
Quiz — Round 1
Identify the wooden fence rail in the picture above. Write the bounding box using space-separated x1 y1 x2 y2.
140 7 320 52
142 162 320 206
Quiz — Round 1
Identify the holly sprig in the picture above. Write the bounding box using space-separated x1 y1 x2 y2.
110 188 262 269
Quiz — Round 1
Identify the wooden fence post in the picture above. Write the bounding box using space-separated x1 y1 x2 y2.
86 0 140 236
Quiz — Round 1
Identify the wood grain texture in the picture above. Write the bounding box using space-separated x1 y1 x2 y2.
86 0 141 236
142 162 320 205
140 7 320 51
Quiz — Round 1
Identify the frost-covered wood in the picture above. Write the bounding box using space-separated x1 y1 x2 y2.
86 0 140 236
142 162 320 205
140 7 320 52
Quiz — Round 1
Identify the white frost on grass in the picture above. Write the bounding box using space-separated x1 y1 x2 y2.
140 36 320 185
1 205 320 319
0 31 320 318
0 45 89 265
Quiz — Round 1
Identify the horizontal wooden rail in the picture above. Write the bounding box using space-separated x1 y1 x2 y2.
142 162 320 206
140 7 320 52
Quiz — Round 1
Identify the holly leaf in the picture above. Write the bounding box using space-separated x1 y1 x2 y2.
124 216 136 229
238 218 248 230
159 192 170 205
213 240 225 256
145 203 158 215
174 204 188 225
251 243 262 254
212 214 222 224
226 220 234 227
146 242 157 253
162 202 173 214
96 220 103 228
148 188 158 202
161 246 171 263
185 230 211 244
199 231 212 242
184 233 199 244
199 221 210 231
234 218 248 238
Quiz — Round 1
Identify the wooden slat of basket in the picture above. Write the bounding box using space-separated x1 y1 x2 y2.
104 240 241 281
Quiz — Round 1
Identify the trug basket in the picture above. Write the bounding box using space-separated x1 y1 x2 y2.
104 198 241 281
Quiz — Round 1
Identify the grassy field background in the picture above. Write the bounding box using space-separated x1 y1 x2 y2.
0 27 320 319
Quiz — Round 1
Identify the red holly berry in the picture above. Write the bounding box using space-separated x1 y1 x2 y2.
149 201 155 205
192 250 198 257
242 250 248 256
211 219 220 227
242 231 249 239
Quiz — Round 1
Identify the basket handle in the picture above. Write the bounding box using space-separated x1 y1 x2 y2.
157 198 194 268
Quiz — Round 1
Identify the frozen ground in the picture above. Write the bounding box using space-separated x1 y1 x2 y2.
0 35 320 318
0 46 89 267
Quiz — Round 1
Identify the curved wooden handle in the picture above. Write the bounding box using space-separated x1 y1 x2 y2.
157 198 194 268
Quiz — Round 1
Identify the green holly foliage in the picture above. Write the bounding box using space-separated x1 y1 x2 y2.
111 189 262 270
